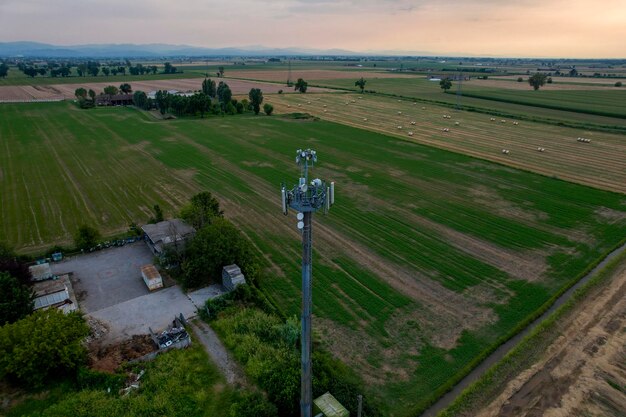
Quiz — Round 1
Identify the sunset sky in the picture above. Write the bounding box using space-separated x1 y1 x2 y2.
1 0 625 58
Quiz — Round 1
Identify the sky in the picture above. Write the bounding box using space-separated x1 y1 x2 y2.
1 0 625 58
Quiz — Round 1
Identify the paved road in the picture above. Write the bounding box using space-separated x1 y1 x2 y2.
190 320 247 386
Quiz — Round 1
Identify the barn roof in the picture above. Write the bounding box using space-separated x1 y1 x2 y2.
142 219 195 250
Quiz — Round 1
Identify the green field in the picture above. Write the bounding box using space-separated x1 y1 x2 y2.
2 102 626 415
460 86 626 119
307 77 626 129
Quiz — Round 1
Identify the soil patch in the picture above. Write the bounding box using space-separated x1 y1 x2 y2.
88 335 157 373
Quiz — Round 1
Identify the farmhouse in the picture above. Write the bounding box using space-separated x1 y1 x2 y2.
142 219 196 256
222 264 246 291
96 94 133 106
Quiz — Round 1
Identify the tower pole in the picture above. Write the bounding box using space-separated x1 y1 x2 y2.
301 210 313 417
280 148 334 417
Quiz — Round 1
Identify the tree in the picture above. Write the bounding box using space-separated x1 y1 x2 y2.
150 65 157 75
111 67 118 76
0 309 89 386
217 81 232 104
439 78 452 92
218 66 225 77
202 78 217 98
155 90 170 115
163 62 176 74
149 204 164 224
102 67 110 76
248 88 263 115
0 242 32 287
569 68 578 77
547 77 553 84
263 103 274 116
517 77 523 82
118 66 126 76
615 81 622 87
189 93 211 118
0 63 8 78
180 191 223 230
23 67 38 78
74 225 100 250
355 77 366 93
119 83 132 93
88 66 99 77
74 87 87 100
133 90 148 109
225 101 237 115
77 63 87 77
88 89 96 102
294 78 308 93
0 272 33 325
103 85 118 95
182 218 256 288
528 72 548 90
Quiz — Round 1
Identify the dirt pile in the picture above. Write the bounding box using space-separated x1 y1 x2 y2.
88 335 157 373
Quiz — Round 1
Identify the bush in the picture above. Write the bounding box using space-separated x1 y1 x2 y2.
76 367 125 391
547 77 553 84
278 89 283 94
74 225 100 250
263 103 274 116
517 77 523 82
616 81 623 87
0 309 89 386
229 391 278 417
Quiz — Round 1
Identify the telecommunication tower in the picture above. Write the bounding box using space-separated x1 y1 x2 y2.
281 149 335 417
455 70 463 110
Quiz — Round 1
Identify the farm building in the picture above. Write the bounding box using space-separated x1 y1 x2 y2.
95 94 133 106
141 264 163 291
222 264 246 291
141 219 196 257
313 392 349 417
32 274 78 314
29 262 54 281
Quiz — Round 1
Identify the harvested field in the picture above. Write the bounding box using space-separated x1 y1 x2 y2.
3 102 626 415
267 93 626 193
464 78 619 91
226 69 415 82
0 78 331 101
475 256 626 417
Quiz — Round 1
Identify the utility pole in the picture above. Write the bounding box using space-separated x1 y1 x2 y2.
281 149 334 417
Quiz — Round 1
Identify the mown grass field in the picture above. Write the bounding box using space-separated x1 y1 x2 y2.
267 93 626 194
2 102 626 415
304 77 626 129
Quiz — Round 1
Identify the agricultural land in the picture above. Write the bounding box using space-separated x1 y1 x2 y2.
2 74 626 416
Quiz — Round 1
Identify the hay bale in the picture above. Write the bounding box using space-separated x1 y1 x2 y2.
408 131 414 136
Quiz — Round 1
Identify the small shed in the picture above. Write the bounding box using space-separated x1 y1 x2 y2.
313 392 349 417
29 263 54 281
222 264 246 291
141 264 163 291
142 219 196 257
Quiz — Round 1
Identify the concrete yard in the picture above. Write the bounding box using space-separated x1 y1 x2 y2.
51 242 155 313
49 243 223 345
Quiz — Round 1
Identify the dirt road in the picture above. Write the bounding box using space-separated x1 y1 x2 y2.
189 320 247 386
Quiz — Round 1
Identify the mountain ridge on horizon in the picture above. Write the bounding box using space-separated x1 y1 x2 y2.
0 41 459 58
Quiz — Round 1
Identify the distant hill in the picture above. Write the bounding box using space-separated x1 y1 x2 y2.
0 42 368 58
